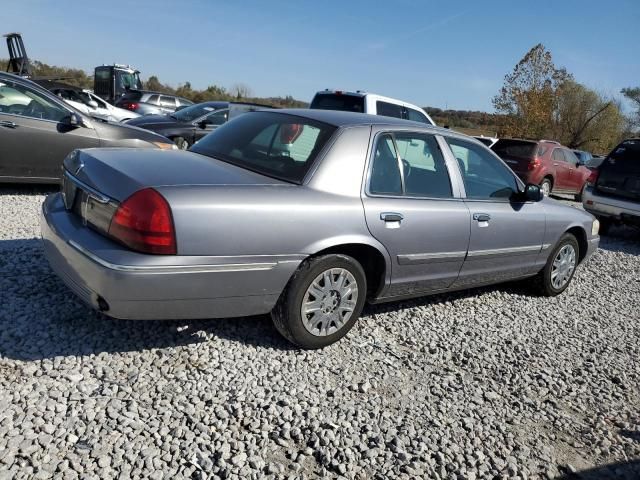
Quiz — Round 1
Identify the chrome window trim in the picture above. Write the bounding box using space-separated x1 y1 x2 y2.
64 171 111 204
364 129 460 200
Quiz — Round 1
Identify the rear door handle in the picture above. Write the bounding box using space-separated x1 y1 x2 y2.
473 213 491 222
0 120 18 129
380 212 404 222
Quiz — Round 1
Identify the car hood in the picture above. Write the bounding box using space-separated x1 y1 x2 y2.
92 120 170 143
67 148 286 201
125 114 184 128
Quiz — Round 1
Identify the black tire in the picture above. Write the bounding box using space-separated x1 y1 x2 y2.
271 254 367 349
534 233 580 297
540 178 553 197
574 183 586 202
173 136 189 150
598 216 612 236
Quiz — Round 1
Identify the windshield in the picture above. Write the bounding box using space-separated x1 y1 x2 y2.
310 93 365 113
172 103 223 122
190 111 337 183
115 70 142 90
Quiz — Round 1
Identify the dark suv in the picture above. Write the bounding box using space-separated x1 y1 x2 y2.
491 139 591 199
115 90 193 116
583 139 640 234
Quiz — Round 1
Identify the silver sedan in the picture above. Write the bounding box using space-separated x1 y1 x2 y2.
41 110 600 348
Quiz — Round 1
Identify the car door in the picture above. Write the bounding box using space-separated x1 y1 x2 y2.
193 109 229 142
562 149 582 193
445 137 546 288
362 131 471 297
159 95 177 114
0 79 99 180
551 148 571 190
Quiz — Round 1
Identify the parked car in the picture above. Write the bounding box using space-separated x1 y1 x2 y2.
474 136 498 148
491 139 591 199
0 72 176 183
310 89 435 125
47 85 141 122
115 90 194 116
42 110 599 348
125 101 272 149
583 139 640 234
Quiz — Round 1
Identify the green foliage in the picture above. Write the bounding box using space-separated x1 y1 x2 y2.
622 87 640 126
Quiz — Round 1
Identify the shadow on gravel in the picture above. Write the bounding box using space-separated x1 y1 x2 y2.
558 459 640 480
0 183 58 196
598 226 640 255
0 237 295 361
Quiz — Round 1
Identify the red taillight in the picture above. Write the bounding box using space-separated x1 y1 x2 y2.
587 169 599 185
528 158 541 170
108 188 176 255
280 124 303 144
121 101 139 111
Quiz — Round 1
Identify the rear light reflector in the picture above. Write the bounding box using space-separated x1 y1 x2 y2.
121 101 139 111
108 188 176 255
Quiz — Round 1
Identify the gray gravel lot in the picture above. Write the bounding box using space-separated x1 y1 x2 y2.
1 186 639 480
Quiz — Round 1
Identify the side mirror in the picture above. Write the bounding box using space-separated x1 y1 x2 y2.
62 113 83 127
524 183 543 202
88 100 99 109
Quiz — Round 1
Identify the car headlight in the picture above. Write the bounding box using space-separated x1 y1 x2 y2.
592 219 600 236
152 141 178 150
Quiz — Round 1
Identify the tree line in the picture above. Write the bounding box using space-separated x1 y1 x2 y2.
491 44 635 153
1 59 307 108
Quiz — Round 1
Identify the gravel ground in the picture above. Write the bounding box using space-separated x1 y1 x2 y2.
1 186 639 480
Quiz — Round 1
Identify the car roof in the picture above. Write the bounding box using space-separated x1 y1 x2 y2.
271 108 450 132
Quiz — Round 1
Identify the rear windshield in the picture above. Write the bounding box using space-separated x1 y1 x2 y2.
491 139 537 158
171 103 224 122
602 140 640 174
190 111 337 184
310 93 365 113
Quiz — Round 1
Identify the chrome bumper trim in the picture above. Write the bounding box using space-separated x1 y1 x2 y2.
67 240 278 273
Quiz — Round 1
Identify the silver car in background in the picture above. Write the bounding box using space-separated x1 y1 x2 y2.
41 110 600 348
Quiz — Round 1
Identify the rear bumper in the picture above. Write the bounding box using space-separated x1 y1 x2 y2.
583 186 640 225
41 194 302 320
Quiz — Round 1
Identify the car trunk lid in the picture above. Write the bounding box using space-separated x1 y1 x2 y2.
595 140 640 201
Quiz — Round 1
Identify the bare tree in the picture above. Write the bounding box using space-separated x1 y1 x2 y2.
230 83 253 100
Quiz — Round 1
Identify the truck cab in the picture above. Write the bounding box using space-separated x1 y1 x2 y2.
94 65 143 105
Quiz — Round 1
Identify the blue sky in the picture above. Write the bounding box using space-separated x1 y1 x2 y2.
4 0 639 112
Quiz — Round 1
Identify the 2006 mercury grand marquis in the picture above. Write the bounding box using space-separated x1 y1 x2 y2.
42 110 600 348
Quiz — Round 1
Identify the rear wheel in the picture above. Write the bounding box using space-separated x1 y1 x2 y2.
540 178 552 197
534 233 579 296
271 254 366 349
173 136 189 150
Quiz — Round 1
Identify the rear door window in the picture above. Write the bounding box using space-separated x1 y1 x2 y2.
394 133 452 197
147 94 159 105
376 101 403 119
160 96 177 108
404 108 430 124
552 149 565 163
369 134 403 195
563 149 578 165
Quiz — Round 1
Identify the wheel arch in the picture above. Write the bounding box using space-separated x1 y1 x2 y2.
566 225 588 263
302 236 391 299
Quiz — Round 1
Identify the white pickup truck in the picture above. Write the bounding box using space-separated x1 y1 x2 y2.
310 89 435 126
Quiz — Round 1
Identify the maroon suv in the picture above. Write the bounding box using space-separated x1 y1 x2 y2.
491 139 591 199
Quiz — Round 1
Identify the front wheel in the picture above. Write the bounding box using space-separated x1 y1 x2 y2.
534 233 579 296
271 254 367 349
540 178 552 197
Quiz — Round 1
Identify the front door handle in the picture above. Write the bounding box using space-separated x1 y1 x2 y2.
0 120 18 129
380 212 404 222
473 213 491 222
